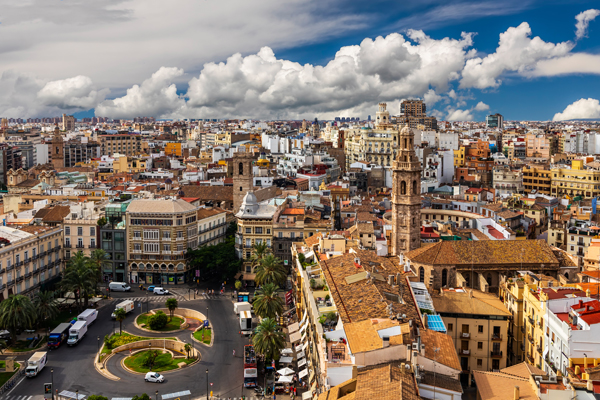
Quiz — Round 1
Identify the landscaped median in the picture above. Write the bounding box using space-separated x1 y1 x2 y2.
192 327 212 346
123 349 195 373
0 361 21 387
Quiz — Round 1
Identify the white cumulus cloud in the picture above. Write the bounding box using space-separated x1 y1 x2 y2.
553 98 600 121
96 67 185 119
447 108 473 121
460 22 573 89
37 75 109 109
575 9 600 40
474 101 490 111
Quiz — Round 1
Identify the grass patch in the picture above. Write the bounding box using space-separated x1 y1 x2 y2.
193 327 212 344
0 362 20 387
124 350 193 373
137 314 185 331
100 333 178 360
8 336 47 352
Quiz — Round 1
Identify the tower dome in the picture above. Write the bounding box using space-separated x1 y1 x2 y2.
240 191 259 215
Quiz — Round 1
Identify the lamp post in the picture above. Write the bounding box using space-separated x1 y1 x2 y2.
155 390 158 400
76 389 78 400
206 306 209 326
206 369 209 400
146 289 149 314
97 336 100 355
51 368 54 400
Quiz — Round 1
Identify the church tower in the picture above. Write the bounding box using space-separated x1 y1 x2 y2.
51 125 64 169
391 126 422 255
233 146 257 213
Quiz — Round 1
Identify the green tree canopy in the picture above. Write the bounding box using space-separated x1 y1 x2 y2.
255 254 286 287
113 308 127 335
0 295 36 344
252 283 283 319
252 317 285 361
165 298 178 321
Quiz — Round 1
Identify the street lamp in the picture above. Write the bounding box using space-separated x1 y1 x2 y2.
146 289 149 314
97 336 100 355
206 307 209 326
51 368 54 400
206 369 209 400
155 390 158 400
76 389 79 400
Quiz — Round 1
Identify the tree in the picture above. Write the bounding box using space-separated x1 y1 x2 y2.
252 283 283 319
184 342 192 359
0 295 36 344
165 298 178 321
88 396 109 400
148 311 168 330
0 339 7 354
249 241 270 270
33 291 58 329
97 217 107 227
61 251 96 310
89 249 111 292
255 254 286 287
252 318 285 361
113 308 127 335
186 236 242 281
235 280 242 291
142 349 159 370
132 394 150 400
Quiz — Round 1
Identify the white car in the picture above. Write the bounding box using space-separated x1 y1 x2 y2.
153 287 169 295
145 372 165 383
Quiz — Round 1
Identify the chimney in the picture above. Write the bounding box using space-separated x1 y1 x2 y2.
388 275 394 286
584 356 588 369
399 253 404 265
352 365 357 379
396 273 402 285
382 336 389 348
514 386 520 400
401 363 405 374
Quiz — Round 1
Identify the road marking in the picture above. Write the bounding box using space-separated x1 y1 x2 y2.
5 377 25 398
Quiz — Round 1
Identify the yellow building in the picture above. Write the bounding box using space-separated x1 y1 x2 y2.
499 276 525 366
164 142 182 157
522 165 552 195
454 146 466 167
551 160 600 199
113 155 148 174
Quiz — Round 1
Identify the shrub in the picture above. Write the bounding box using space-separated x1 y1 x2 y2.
104 334 116 349
132 394 151 400
88 396 109 400
148 311 168 330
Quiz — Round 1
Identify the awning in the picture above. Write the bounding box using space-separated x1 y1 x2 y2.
234 272 243 279
299 319 309 333
302 391 312 400
281 348 294 355
300 331 307 343
297 350 306 359
89 297 103 303
289 332 301 343
318 306 337 313
242 273 256 281
280 356 294 364
277 367 295 376
288 322 299 334
278 375 294 383
161 391 192 400
59 391 87 400
298 358 307 368
300 311 308 326
299 368 308 379
295 343 303 352
301 341 309 351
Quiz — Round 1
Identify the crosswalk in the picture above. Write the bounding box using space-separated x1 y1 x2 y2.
3 395 42 400
116 292 225 303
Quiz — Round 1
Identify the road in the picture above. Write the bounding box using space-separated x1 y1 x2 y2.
3 287 254 400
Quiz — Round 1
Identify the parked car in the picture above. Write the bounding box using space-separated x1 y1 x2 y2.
153 287 169 295
145 372 164 383
147 286 156 292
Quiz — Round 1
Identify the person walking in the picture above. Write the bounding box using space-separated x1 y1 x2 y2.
233 349 236 357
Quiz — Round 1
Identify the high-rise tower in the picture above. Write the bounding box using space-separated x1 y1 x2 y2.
391 126 422 255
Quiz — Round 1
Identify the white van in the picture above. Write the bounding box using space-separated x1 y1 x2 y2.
109 282 131 292
153 287 169 295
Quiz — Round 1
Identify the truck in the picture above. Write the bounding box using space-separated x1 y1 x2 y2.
234 301 251 315
48 323 71 349
243 368 258 388
77 309 98 325
111 300 135 319
67 320 87 346
240 310 252 335
25 351 47 377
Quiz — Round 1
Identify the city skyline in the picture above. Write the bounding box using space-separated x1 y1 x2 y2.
1 1 600 121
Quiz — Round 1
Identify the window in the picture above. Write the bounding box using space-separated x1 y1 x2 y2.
441 268 448 287
478 342 483 349
134 243 141 251
266 229 270 234
266 239 271 246
278 232 283 238
77 227 83 236
246 239 251 247
15 254 20 264
65 227 70 235
419 267 424 283
143 230 159 240
163 244 170 251
177 219 183 226
144 243 159 253
245 228 251 234
448 323 453 332
90 239 96 248
462 325 469 333
255 227 263 234
177 231 184 238
163 231 171 239
177 244 183 251
134 231 141 238
78 238 83 247
477 359 482 367
478 325 483 333
90 227 95 236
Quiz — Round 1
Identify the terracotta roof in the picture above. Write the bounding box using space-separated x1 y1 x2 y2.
282 208 305 215
473 363 542 400
180 185 233 202
41 205 71 223
197 207 226 220
303 232 323 248
501 363 546 378
432 289 511 316
420 371 462 393
405 240 559 267
356 223 374 234
420 329 461 371
16 179 40 188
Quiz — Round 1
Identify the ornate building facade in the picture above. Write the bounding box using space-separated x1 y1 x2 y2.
391 126 422 255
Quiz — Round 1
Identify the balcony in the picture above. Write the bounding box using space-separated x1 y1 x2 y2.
56 245 61 251
491 333 502 341
64 244 72 248
491 351 503 358
32 254 39 260
6 280 14 287
520 326 525 334
76 244 85 249
24 258 31 264
16 276 23 282
16 261 23 267
537 344 543 354
527 315 534 325
461 349 470 355
24 272 32 278
40 251 47 257
527 354 534 364
88 244 97 249
461 332 470 339
131 250 142 254
528 334 534 343
0 284 5 291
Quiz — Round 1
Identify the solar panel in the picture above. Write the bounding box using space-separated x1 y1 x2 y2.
427 315 447 333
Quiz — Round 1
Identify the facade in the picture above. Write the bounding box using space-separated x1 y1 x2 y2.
499 275 525 366
486 113 503 130
98 133 142 157
232 149 256 213
63 202 100 259
391 126 422 255
197 207 228 247
101 200 130 283
126 199 198 285
522 165 552 195
551 160 600 199
0 144 23 185
272 206 304 267
0 226 63 300
433 289 510 382
62 114 75 131
525 133 550 160
63 140 101 168
493 166 523 196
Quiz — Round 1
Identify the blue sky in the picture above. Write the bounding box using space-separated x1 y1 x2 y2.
4 0 600 121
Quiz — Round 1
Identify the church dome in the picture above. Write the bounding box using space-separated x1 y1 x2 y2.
240 191 259 214
401 126 412 135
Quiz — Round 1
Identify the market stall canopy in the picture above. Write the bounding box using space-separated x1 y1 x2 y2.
289 332 301 343
280 356 293 364
277 367 295 376
288 322 299 334
299 368 308 379
277 375 294 383
281 348 294 355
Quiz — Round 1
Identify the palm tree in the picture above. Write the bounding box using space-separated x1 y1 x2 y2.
252 318 285 361
113 308 127 335
33 291 59 329
249 241 270 270
61 252 96 310
252 283 283 319
165 298 178 321
184 342 192 359
0 295 36 344
89 249 111 292
255 254 286 287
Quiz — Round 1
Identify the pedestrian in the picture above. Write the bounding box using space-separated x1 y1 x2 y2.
233 349 236 357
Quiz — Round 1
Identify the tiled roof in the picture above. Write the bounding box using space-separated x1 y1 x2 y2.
420 329 461 371
180 185 233 202
41 205 71 223
197 207 226 220
501 363 545 378
473 362 545 400
420 371 462 393
405 240 559 267
431 289 511 316
128 199 197 214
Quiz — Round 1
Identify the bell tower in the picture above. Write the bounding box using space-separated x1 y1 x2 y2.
391 126 422 255
233 146 257 213
51 125 64 169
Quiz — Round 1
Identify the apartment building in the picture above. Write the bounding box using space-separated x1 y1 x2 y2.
0 225 63 300
197 207 228 247
63 140 101 167
499 275 525 365
64 202 101 259
566 225 596 262
112 155 148 174
525 133 550 160
344 126 401 169
126 199 198 286
493 166 523 196
522 165 552 195
98 133 142 157
101 200 130 283
432 288 510 380
453 146 465 167
272 207 304 267
551 160 600 199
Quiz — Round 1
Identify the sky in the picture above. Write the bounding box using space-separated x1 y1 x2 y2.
2 0 600 122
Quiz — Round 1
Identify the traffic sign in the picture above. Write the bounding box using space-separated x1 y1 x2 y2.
44 383 52 399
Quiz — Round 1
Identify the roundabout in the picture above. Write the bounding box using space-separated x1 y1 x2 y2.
122 348 197 374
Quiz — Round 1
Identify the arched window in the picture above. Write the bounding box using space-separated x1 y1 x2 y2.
412 180 417 194
401 181 406 195
564 272 569 279
238 162 244 175
403 138 407 148
419 267 425 283
442 269 448 287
